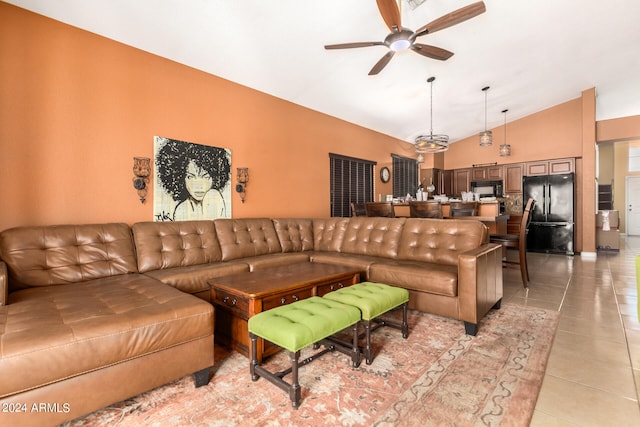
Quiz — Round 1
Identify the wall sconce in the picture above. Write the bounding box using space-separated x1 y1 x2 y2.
132 157 151 204
236 167 249 203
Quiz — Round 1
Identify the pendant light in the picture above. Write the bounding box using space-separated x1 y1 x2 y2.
499 108 511 157
479 86 492 146
415 76 449 154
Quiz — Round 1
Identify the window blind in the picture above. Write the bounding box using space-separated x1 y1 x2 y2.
329 154 375 217
392 154 418 197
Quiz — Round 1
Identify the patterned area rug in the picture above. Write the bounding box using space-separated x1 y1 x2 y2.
65 303 559 427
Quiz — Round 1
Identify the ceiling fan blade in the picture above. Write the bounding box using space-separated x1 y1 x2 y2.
376 0 402 32
369 51 395 75
414 1 486 37
325 41 384 49
411 44 454 61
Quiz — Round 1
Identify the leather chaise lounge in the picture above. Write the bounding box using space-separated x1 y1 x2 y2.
0 216 502 426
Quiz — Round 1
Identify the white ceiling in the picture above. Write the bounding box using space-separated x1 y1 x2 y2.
7 0 640 144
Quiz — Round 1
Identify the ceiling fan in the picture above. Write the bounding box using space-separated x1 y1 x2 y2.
324 0 486 75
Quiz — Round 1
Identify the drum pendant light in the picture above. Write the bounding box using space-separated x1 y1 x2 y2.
499 109 511 157
479 86 493 146
415 76 449 154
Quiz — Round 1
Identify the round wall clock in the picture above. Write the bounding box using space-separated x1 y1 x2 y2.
380 167 390 183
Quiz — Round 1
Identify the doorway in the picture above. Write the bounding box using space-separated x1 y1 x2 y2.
626 176 640 235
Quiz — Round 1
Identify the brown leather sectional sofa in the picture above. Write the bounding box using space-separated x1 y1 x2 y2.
0 217 502 426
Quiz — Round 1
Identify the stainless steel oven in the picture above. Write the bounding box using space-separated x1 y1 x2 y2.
470 180 503 197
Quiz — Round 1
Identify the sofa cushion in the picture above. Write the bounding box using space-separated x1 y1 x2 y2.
0 274 213 399
143 261 249 295
369 260 458 297
397 218 487 266
340 217 405 258
0 223 137 291
272 218 314 252
132 220 223 273
243 253 311 271
309 252 377 279
215 219 282 261
312 218 349 252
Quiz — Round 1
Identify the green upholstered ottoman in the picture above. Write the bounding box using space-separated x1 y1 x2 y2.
323 282 409 364
248 296 362 408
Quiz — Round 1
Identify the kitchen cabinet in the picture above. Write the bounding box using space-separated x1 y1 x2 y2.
471 165 503 181
440 170 453 196
454 168 471 195
525 158 575 176
504 163 524 194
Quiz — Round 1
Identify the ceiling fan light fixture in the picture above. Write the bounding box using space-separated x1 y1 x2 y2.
415 76 449 154
479 86 493 146
386 29 413 51
390 39 411 51
499 108 511 157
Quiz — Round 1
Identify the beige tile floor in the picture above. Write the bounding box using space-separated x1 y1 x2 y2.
503 236 640 426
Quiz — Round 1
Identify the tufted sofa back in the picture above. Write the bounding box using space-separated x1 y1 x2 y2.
132 220 223 273
214 218 282 261
340 217 406 258
272 218 314 252
398 218 487 266
312 218 349 252
0 223 137 290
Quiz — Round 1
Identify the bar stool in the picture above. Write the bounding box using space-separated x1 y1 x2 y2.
408 201 443 218
365 202 395 218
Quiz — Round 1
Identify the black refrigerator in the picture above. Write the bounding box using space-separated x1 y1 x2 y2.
523 173 574 255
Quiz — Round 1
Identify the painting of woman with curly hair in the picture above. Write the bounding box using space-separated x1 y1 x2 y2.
154 136 231 221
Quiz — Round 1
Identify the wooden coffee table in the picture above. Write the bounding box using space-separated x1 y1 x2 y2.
209 262 361 361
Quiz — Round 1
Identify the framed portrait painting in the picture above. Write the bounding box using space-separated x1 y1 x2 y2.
153 136 232 221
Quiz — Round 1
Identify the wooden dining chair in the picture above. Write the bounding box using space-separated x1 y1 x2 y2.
449 201 478 217
365 202 395 218
408 201 443 218
489 198 536 287
350 202 367 217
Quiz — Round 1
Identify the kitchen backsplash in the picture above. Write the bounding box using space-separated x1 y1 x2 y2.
501 194 524 214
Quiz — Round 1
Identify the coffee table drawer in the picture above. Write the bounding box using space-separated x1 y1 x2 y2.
263 288 314 311
316 278 354 297
212 288 249 316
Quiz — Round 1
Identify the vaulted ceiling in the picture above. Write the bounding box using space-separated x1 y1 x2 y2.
7 0 640 144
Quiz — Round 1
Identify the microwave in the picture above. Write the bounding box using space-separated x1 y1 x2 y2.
470 180 503 197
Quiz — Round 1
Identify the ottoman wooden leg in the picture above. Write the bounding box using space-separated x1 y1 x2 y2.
250 333 259 381
364 320 373 365
401 302 409 339
289 351 301 409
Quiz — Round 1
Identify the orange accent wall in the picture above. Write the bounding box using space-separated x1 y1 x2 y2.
444 98 584 169
597 115 640 142
0 3 413 231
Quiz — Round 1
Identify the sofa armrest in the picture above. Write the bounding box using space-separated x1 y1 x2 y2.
457 243 503 328
0 260 7 306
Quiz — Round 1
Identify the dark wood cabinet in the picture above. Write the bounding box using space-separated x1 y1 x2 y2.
440 169 454 196
471 165 502 181
504 163 524 194
454 168 471 195
471 165 503 182
487 165 503 180
525 158 575 176
472 167 487 181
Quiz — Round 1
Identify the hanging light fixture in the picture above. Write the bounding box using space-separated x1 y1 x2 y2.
479 86 493 146
415 76 449 154
499 108 511 157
